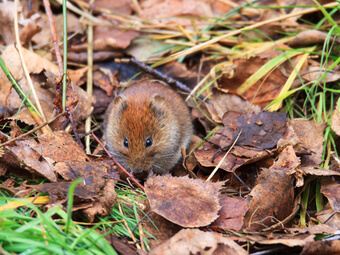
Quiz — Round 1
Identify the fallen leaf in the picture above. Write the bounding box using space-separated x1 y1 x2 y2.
93 0 134 14
244 169 294 231
219 55 287 108
321 179 340 212
126 38 170 63
316 203 340 229
0 45 93 125
301 240 340 255
0 2 21 44
217 111 287 149
331 99 340 136
303 63 340 83
2 138 57 182
244 232 315 247
270 146 300 173
149 228 247 255
92 17 140 51
31 182 98 203
211 195 249 231
145 175 222 227
32 12 83 47
205 88 261 124
139 0 214 26
142 211 182 243
288 224 338 235
289 119 326 166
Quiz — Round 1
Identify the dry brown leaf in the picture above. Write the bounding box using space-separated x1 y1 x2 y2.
288 224 338 235
219 55 287 108
91 17 140 51
331 100 340 136
19 14 42 45
205 88 261 124
316 203 340 229
54 161 109 191
321 179 340 212
301 240 340 255
0 2 21 44
30 182 97 203
211 195 249 231
67 50 124 64
142 211 183 243
299 166 340 177
109 234 138 255
218 111 287 149
244 169 294 231
145 175 222 227
244 232 315 247
0 131 108 184
193 110 287 173
32 12 83 47
126 39 170 63
36 131 89 162
194 142 237 172
139 0 214 26
270 145 301 181
289 119 326 166
159 62 202 89
0 178 32 198
2 138 57 182
149 228 247 255
93 0 134 14
0 45 93 125
83 179 117 222
289 30 340 47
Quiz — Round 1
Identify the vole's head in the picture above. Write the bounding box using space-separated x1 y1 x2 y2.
105 94 179 175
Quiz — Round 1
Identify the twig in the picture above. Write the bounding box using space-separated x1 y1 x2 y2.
0 112 66 148
129 57 191 93
43 0 63 76
261 196 301 232
85 5 94 154
91 132 144 191
233 173 251 191
129 58 210 102
62 0 68 111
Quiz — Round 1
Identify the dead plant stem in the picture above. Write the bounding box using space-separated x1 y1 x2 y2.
14 0 48 127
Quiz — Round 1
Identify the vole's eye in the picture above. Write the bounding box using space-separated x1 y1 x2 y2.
145 138 153 148
123 139 129 148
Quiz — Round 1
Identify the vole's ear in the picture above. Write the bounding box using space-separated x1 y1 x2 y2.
114 95 126 105
113 95 128 114
150 95 167 116
152 95 166 105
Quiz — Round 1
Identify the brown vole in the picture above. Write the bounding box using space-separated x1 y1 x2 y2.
104 80 193 175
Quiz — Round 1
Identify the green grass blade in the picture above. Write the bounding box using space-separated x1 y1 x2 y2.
0 56 42 120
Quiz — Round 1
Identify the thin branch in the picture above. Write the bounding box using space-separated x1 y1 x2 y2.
42 0 63 76
85 5 94 154
91 132 145 191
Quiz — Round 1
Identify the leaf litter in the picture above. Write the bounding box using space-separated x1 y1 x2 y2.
0 0 340 254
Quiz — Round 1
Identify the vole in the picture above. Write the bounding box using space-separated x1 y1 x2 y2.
104 80 193 176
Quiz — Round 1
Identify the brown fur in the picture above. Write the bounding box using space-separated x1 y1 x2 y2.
104 80 193 175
